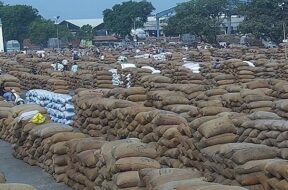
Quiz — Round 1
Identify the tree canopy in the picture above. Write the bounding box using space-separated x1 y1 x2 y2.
103 0 154 36
0 4 40 43
76 24 94 40
238 0 288 43
164 0 229 43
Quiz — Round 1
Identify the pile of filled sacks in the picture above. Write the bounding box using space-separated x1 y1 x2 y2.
107 87 147 103
47 78 69 94
26 90 75 125
0 74 21 93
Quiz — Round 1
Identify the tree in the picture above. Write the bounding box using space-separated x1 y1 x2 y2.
103 0 155 36
164 0 229 43
77 24 94 40
28 18 73 47
28 19 56 47
238 0 288 43
0 4 40 42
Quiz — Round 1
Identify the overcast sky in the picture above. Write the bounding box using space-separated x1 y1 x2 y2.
3 0 186 20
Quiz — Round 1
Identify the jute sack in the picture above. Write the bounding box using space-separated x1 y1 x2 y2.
0 183 36 190
198 117 237 138
127 95 147 102
113 171 140 188
199 107 231 116
113 143 158 159
264 160 288 180
198 133 239 148
124 87 146 96
114 157 160 172
51 132 86 143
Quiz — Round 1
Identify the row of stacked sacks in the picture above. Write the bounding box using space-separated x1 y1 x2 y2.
9 72 50 90
0 103 47 144
0 74 21 93
144 90 197 122
50 71 79 90
26 90 75 125
239 111 288 159
47 78 69 94
189 49 212 62
216 59 256 84
77 70 96 89
73 94 194 168
211 48 244 60
95 70 114 89
107 87 147 103
140 75 172 91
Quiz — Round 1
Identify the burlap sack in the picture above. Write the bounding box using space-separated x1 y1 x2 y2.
114 157 160 172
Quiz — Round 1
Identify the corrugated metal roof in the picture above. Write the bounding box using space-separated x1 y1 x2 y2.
64 18 103 28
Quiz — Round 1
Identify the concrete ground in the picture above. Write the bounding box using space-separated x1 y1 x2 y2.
0 140 71 190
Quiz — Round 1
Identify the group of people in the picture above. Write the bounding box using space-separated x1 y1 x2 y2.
52 59 78 73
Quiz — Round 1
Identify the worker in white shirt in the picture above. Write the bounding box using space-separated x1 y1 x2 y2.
71 62 78 73
62 59 68 71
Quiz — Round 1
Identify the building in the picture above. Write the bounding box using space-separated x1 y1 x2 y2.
221 15 245 34
93 36 120 47
59 19 106 36
142 16 167 37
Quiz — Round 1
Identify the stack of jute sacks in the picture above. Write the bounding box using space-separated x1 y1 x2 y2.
77 70 96 89
189 49 212 62
166 84 208 104
271 80 288 99
139 168 249 190
183 113 244 171
118 109 191 168
144 90 197 122
96 70 114 89
65 137 106 190
73 97 137 139
133 68 153 87
9 72 50 90
47 78 69 94
0 74 21 93
201 142 278 189
212 48 243 60
140 75 172 91
73 95 192 168
240 87 274 114
97 139 161 190
107 87 147 103
239 111 288 159
194 88 232 116
50 72 78 91
0 104 46 144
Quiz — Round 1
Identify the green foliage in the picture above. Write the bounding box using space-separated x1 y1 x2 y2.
238 0 288 43
103 0 154 36
28 19 55 47
0 4 40 42
164 0 229 43
77 24 94 40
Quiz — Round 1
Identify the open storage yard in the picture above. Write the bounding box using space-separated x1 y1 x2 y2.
1 46 288 190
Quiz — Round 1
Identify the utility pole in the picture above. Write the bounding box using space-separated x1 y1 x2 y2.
55 16 60 49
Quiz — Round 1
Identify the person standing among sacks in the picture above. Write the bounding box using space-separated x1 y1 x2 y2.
62 59 68 71
71 62 78 73
213 59 221 69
